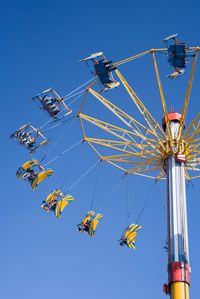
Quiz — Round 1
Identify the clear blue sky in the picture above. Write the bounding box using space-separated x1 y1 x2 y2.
1 1 200 298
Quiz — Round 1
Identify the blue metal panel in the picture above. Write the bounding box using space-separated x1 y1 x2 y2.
94 62 113 85
168 44 186 68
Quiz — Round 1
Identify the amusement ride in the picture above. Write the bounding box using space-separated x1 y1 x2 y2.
10 34 200 299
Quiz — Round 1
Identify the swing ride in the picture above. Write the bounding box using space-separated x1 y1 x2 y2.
16 160 54 190
41 190 75 219
32 88 73 119
10 123 48 153
80 52 120 91
119 224 142 249
11 34 200 299
77 211 103 237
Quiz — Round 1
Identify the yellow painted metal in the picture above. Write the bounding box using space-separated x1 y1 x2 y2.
77 47 200 181
171 282 189 299
188 46 200 51
100 154 161 165
114 50 151 66
189 137 200 144
151 51 173 143
185 123 200 144
115 69 165 140
86 140 161 163
88 88 164 142
84 137 161 157
177 50 199 142
80 113 141 142
79 117 86 139
78 79 98 114
101 157 161 167
182 112 200 139
79 113 163 154
114 48 167 67
127 168 161 174
188 174 200 179
81 117 137 149
86 139 162 179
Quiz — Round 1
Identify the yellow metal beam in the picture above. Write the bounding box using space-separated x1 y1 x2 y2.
126 166 161 174
80 113 137 144
88 87 164 143
78 79 98 114
188 174 200 179
104 160 127 172
115 69 165 141
151 51 173 143
114 50 151 66
185 124 200 144
177 50 199 142
87 140 144 157
101 157 161 167
100 152 161 163
186 159 200 164
85 140 161 178
101 157 161 168
84 137 161 156
84 138 160 159
77 47 200 183
182 112 200 138
79 113 163 155
79 116 86 138
84 137 134 147
186 166 200 172
188 138 200 144
114 48 167 67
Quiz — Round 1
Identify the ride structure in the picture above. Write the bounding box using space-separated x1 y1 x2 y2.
32 88 73 119
10 123 48 153
11 34 200 299
16 160 54 190
78 35 200 299
41 190 75 218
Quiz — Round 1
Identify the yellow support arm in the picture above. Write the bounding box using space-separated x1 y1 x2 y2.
88 88 165 144
114 48 167 66
177 50 199 142
182 112 200 139
84 137 161 157
151 51 173 143
115 69 165 141
80 113 162 155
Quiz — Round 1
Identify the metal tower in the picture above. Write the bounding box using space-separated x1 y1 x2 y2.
163 113 190 299
79 43 200 299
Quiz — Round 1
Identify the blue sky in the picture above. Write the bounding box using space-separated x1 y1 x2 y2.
1 1 200 298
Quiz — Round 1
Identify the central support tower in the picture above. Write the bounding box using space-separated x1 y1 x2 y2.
163 113 190 299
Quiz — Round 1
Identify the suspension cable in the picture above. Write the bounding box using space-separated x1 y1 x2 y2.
125 174 130 226
40 118 52 129
157 181 166 212
40 117 77 163
90 160 102 210
63 78 96 99
64 90 85 101
67 160 100 192
104 175 124 202
189 179 200 201
41 116 76 133
43 139 82 167
135 180 156 224
60 141 83 190
67 92 86 107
